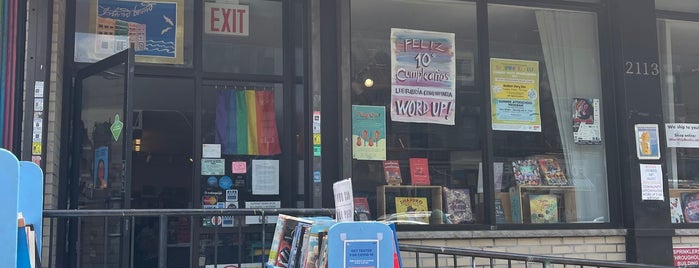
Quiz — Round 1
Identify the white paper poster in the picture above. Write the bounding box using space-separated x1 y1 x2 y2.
666 123 699 148
202 144 222 158
201 159 225 175
333 178 354 222
252 160 279 195
245 201 281 224
640 164 664 201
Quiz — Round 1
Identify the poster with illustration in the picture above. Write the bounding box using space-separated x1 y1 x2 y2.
634 124 660 160
352 105 386 160
390 28 456 125
573 98 601 144
490 58 541 132
94 146 109 189
92 0 184 64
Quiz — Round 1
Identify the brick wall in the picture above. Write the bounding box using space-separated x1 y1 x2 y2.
40 0 65 266
398 230 627 267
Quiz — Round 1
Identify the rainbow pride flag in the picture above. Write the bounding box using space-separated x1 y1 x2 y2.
215 90 281 155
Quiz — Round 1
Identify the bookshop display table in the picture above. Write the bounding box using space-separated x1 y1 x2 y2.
377 185 443 224
508 185 576 224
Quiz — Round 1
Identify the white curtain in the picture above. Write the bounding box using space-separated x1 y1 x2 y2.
536 10 608 221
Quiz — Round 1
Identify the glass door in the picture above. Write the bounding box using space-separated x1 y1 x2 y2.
69 48 134 268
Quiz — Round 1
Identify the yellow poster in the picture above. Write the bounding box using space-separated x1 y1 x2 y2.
394 197 429 224
490 58 541 132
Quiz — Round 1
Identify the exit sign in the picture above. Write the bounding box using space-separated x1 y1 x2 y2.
205 3 249 36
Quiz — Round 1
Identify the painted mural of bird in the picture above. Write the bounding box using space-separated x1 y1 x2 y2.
161 27 172 35
163 15 174 26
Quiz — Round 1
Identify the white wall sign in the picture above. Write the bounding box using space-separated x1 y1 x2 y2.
640 164 664 201
204 3 249 36
666 123 699 148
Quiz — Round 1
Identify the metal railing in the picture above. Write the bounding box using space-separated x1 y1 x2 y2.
398 244 673 268
42 208 335 268
42 209 674 268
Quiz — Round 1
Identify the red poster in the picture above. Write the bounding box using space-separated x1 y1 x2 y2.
409 158 430 186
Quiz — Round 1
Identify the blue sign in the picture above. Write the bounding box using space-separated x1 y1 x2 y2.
219 176 233 189
328 222 396 268
207 176 218 186
345 240 378 267
313 171 321 183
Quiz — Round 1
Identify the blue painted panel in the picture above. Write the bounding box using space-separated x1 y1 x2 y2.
327 222 396 268
19 161 44 257
0 148 20 268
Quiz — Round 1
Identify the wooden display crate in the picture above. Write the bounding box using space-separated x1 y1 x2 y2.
377 185 443 224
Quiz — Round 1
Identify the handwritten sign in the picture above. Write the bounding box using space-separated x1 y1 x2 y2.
390 28 456 125
333 178 354 222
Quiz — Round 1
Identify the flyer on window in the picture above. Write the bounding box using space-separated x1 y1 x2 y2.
352 105 386 160
390 28 456 125
573 98 602 144
490 58 541 132
635 124 661 160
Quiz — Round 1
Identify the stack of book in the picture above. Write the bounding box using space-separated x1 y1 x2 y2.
266 215 335 268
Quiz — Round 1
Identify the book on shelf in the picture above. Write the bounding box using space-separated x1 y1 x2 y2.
682 192 699 223
670 197 685 223
409 158 430 186
536 157 569 186
443 187 473 224
494 199 507 224
383 160 403 185
512 159 541 186
529 194 559 223
395 197 430 224
353 197 372 221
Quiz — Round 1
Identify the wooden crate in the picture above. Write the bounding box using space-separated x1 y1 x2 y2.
377 185 443 224
509 185 577 224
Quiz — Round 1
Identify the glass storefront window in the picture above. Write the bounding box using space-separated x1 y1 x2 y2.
656 0 699 14
202 0 283 75
658 19 699 223
74 0 194 66
489 5 609 224
351 0 481 225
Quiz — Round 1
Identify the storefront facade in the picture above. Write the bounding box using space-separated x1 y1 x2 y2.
7 0 699 267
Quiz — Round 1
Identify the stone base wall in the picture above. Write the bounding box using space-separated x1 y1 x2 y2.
398 230 627 268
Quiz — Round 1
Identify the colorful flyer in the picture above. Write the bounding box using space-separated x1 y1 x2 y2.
490 58 541 132
352 105 386 160
93 146 109 189
573 98 602 144
635 124 661 160
390 28 456 125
